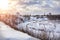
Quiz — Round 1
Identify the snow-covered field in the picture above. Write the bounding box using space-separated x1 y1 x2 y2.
0 22 39 40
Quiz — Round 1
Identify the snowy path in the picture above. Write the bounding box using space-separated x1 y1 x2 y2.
0 22 39 40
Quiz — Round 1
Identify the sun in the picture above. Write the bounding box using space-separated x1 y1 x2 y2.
0 0 9 10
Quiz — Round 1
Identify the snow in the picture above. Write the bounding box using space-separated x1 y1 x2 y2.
0 14 60 40
17 17 60 39
0 22 39 40
18 20 55 31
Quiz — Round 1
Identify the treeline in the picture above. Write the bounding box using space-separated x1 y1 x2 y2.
46 15 60 20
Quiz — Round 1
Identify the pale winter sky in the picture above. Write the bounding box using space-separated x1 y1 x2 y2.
9 0 60 15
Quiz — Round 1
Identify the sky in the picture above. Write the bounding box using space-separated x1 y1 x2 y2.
9 0 60 15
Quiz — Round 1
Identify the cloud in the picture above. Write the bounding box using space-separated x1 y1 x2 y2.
8 0 60 15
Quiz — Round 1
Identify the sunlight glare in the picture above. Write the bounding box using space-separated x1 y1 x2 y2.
0 0 9 10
